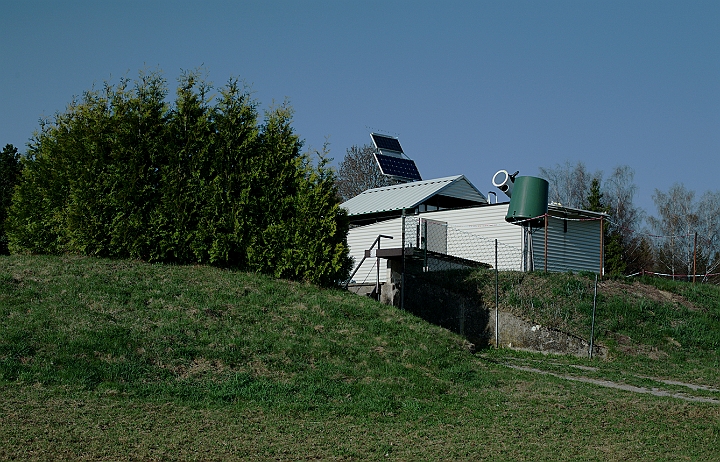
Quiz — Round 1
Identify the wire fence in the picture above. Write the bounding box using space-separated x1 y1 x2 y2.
397 221 605 358
399 215 518 347
346 211 604 299
345 213 717 357
401 215 524 273
604 219 720 284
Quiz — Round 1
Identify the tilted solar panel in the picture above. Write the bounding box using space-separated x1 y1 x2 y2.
371 133 403 153
374 153 422 181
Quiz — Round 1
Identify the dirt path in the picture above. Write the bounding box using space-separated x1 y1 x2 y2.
505 364 720 404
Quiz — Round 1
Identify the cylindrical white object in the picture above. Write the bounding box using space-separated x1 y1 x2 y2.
492 169 514 198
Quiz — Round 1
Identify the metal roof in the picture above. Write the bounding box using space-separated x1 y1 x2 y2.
341 175 488 217
547 204 609 218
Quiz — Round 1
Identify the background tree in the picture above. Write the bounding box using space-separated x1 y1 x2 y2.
603 166 644 274
696 191 720 277
541 161 643 275
538 161 601 209
335 144 392 202
6 69 351 286
648 183 720 279
0 144 22 254
585 178 605 213
604 166 641 239
631 236 655 274
584 177 624 275
648 184 697 278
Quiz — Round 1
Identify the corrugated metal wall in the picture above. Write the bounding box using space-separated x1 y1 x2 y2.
346 204 525 282
346 217 404 284
346 204 604 282
441 178 486 201
419 204 524 270
531 216 603 274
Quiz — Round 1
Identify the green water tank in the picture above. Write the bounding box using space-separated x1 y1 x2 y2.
505 176 549 226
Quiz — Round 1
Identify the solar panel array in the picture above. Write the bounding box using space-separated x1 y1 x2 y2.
374 153 422 182
371 133 403 153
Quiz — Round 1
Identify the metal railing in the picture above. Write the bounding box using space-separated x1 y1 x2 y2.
343 234 394 290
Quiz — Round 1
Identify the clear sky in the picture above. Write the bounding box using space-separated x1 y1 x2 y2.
2 1 718 217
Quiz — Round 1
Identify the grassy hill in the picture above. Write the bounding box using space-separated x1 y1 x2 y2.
426 268 720 360
1 255 719 460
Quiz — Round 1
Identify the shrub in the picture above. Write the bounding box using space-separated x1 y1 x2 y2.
6 69 350 286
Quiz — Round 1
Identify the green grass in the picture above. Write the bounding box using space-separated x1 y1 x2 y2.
395 265 720 354
1 255 720 460
0 256 480 411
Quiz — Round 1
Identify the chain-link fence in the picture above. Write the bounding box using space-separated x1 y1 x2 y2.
393 215 523 344
395 215 605 356
346 212 720 357
400 215 523 273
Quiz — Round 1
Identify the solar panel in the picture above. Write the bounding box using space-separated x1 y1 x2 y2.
374 153 422 182
371 133 403 153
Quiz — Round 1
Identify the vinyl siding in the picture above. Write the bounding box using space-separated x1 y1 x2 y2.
346 204 526 282
531 216 603 274
346 217 404 284
414 204 524 270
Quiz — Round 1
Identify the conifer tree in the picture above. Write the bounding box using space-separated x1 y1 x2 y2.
586 178 625 275
0 144 21 254
150 69 214 263
284 143 352 285
6 69 351 286
195 78 258 267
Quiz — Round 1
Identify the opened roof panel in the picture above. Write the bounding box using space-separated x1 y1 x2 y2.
374 153 422 181
371 133 403 153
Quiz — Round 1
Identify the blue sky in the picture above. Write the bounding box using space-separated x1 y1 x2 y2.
2 1 718 216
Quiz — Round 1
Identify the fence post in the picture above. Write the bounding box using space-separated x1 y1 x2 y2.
589 274 597 359
544 214 548 273
401 209 406 311
495 239 499 349
599 216 604 280
693 232 698 284
376 235 381 301
422 219 428 272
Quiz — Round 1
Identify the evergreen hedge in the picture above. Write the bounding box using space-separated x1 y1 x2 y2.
6 69 351 286
0 144 22 254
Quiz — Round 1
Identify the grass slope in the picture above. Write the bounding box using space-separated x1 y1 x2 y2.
1 255 719 460
428 268 720 382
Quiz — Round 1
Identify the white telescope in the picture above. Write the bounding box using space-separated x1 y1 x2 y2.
492 169 518 198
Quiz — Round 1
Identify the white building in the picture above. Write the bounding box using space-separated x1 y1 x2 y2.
342 175 606 285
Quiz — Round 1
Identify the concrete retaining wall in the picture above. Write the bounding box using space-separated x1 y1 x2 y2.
396 273 607 358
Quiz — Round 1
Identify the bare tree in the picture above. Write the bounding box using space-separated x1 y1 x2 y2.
696 190 720 277
539 161 645 275
538 161 601 209
335 144 392 202
604 166 642 237
603 166 647 274
648 184 702 278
